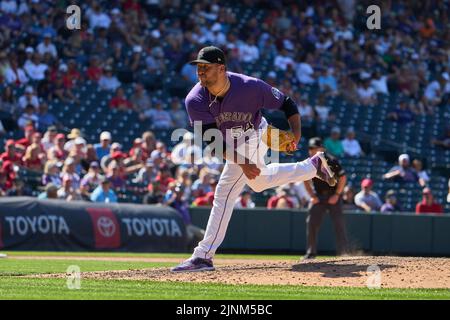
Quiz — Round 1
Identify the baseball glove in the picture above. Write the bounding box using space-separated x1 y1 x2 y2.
262 125 298 155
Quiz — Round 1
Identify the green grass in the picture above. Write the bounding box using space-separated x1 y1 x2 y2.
1 252 449 300
1 278 449 300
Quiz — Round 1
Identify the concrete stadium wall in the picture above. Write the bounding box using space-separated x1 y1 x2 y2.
189 208 450 256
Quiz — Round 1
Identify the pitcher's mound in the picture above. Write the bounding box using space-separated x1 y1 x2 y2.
58 256 450 289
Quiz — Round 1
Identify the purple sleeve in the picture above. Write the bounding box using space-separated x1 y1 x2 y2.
256 79 285 110
185 94 216 126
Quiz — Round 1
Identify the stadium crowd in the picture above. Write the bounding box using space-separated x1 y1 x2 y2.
0 0 448 216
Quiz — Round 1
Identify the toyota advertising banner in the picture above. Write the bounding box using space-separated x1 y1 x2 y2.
0 197 187 252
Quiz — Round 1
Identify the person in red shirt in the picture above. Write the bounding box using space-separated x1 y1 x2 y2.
22 143 45 172
86 56 102 82
416 188 444 215
1 160 16 190
149 165 175 195
48 133 68 161
109 87 132 111
193 191 215 207
62 60 82 89
267 186 295 209
0 140 22 165
15 125 35 153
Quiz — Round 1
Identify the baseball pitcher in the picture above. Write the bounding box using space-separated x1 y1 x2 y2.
171 46 338 272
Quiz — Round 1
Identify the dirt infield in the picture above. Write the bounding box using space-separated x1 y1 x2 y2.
25 255 450 289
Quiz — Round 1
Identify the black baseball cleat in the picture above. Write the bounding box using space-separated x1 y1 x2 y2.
311 152 337 187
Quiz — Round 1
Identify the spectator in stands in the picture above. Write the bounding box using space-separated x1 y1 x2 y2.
324 126 344 157
0 86 18 123
422 75 445 109
18 86 39 110
181 52 199 87
88 2 112 31
0 140 21 165
289 182 311 209
57 176 81 201
130 83 152 114
3 55 28 86
342 185 359 211
447 178 450 204
94 131 111 161
38 183 58 200
170 97 189 129
295 53 315 84
51 70 79 104
42 160 62 187
235 190 256 209
416 188 443 215
63 128 82 152
267 186 295 209
147 164 175 203
15 125 35 154
41 126 58 152
82 144 99 171
431 125 450 149
109 87 132 111
191 168 213 198
47 133 68 161
145 46 166 74
37 102 59 132
60 157 81 190
22 143 45 172
6 179 32 196
134 158 156 185
370 70 389 95
86 56 103 82
100 142 122 172
411 159 430 187
36 33 57 59
274 48 295 71
140 99 173 130
383 154 418 184
354 178 383 213
356 79 377 106
105 160 126 191
80 161 104 199
380 190 402 213
24 53 48 81
18 104 39 130
192 190 215 207
98 65 121 91
318 68 338 96
63 60 82 89
123 147 145 175
314 96 335 123
387 100 414 124
342 127 364 157
171 131 197 165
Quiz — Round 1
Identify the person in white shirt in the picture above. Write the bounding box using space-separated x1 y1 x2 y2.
357 79 377 106
296 97 315 121
0 0 17 14
234 190 256 209
3 57 28 86
171 132 202 165
24 53 48 81
18 86 39 110
370 71 389 95
88 3 111 31
18 104 39 129
98 66 121 91
296 54 315 84
274 48 295 71
36 33 58 59
412 159 430 188
140 100 173 130
238 38 260 63
342 127 364 157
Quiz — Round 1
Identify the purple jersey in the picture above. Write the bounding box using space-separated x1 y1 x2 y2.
185 72 285 141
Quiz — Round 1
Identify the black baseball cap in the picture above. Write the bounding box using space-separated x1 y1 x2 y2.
189 46 226 65
308 137 323 148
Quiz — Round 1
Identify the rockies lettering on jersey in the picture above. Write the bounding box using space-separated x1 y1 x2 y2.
185 72 285 142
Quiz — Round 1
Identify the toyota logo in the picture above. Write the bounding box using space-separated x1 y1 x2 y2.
97 216 116 238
